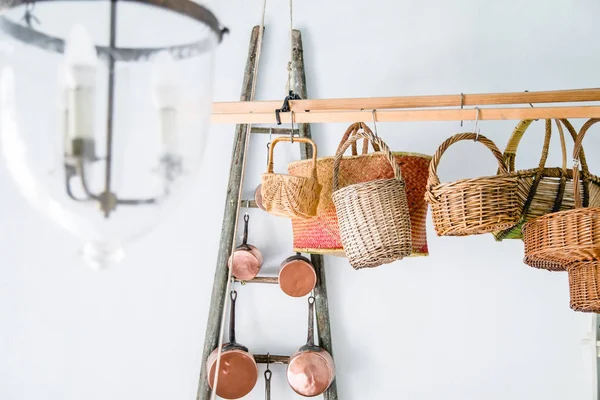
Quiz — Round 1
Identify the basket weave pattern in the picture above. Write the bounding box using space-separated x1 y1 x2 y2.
567 261 600 313
426 133 523 236
288 123 430 256
332 130 412 269
261 137 322 219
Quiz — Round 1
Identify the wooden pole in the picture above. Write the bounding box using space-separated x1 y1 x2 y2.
212 87 600 114
293 29 339 400
211 105 600 124
196 26 262 400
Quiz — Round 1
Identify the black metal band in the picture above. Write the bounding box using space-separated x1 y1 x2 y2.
0 0 227 61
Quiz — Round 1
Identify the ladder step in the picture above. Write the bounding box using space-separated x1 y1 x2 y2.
235 276 278 284
254 354 289 364
251 127 300 135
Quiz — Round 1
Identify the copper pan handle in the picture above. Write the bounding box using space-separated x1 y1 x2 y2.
264 358 271 400
307 296 315 346
229 290 237 344
242 214 249 246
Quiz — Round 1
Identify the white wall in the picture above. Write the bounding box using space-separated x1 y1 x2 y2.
1 0 600 399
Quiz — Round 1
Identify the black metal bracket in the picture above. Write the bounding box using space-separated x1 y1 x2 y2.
275 91 301 125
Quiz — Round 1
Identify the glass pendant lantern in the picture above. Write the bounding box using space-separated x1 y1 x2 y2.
0 1 227 268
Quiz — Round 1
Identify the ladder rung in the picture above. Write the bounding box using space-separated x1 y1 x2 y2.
251 127 300 135
241 199 258 208
235 276 279 284
254 354 289 364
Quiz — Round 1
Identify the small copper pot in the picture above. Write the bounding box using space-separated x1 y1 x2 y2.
254 184 266 211
287 296 335 397
207 291 258 399
278 254 317 298
228 214 263 280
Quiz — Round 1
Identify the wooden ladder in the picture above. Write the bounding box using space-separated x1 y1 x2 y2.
196 26 339 400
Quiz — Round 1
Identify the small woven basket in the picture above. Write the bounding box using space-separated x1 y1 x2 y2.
523 118 600 268
261 137 321 219
493 119 595 242
426 133 523 236
567 261 600 313
332 129 412 269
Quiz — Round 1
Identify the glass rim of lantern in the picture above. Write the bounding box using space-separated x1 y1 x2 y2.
0 0 229 62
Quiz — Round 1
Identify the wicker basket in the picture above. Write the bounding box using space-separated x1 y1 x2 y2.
288 122 431 257
332 129 412 269
426 133 523 236
494 119 598 242
261 137 322 219
522 118 600 269
567 261 600 313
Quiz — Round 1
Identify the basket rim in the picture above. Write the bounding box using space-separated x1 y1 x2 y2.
261 172 319 182
522 206 600 231
427 173 519 191
288 150 432 168
332 177 406 195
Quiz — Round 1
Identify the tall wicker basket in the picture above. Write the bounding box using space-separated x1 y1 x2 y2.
426 133 523 236
332 129 412 269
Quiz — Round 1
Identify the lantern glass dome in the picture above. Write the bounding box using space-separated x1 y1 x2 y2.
0 1 225 268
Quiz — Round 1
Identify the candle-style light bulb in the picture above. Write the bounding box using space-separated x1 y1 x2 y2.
151 51 180 155
63 24 97 158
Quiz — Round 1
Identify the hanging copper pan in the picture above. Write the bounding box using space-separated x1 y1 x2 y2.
278 253 317 297
207 290 258 399
287 296 335 397
254 184 266 211
228 214 263 280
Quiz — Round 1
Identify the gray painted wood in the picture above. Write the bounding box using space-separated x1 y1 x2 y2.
196 26 262 400
292 29 339 400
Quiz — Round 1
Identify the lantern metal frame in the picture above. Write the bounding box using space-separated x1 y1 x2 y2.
0 0 227 217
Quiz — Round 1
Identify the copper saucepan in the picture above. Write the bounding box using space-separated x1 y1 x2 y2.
278 253 317 298
287 296 335 397
228 214 263 280
207 290 258 399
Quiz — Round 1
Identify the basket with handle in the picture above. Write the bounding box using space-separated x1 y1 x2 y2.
522 118 600 270
261 137 322 219
426 133 523 236
494 119 597 241
332 128 412 269
287 122 431 257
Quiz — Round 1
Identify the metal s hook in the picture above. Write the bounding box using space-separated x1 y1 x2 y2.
266 128 272 166
524 90 538 121
290 111 296 143
371 109 379 137
473 107 481 141
460 93 464 127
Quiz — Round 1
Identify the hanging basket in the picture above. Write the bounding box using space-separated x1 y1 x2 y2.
332 129 412 269
261 137 322 219
287 122 431 257
493 119 599 242
567 261 600 313
522 118 600 269
426 133 523 236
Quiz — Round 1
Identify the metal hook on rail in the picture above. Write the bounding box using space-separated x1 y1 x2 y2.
266 128 272 166
275 90 301 125
473 107 481 141
371 109 379 137
524 90 538 121
460 93 464 127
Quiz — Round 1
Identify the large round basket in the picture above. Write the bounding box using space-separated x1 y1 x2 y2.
522 118 600 268
332 129 412 269
426 133 523 236
261 137 322 219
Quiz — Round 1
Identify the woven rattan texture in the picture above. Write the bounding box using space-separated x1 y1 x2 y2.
261 137 322 218
426 133 523 236
288 122 430 256
332 129 412 269
567 261 600 313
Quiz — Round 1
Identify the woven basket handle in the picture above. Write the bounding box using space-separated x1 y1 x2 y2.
428 133 507 187
267 136 318 179
573 118 600 208
337 122 381 156
332 129 402 191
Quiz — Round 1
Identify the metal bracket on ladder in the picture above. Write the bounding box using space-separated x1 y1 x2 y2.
196 26 339 400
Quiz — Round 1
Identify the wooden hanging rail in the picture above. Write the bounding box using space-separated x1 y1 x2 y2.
211 88 600 124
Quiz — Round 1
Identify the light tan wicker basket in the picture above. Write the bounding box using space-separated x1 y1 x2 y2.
522 118 600 268
332 129 412 269
493 119 596 241
426 133 523 236
567 261 600 313
261 137 321 219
